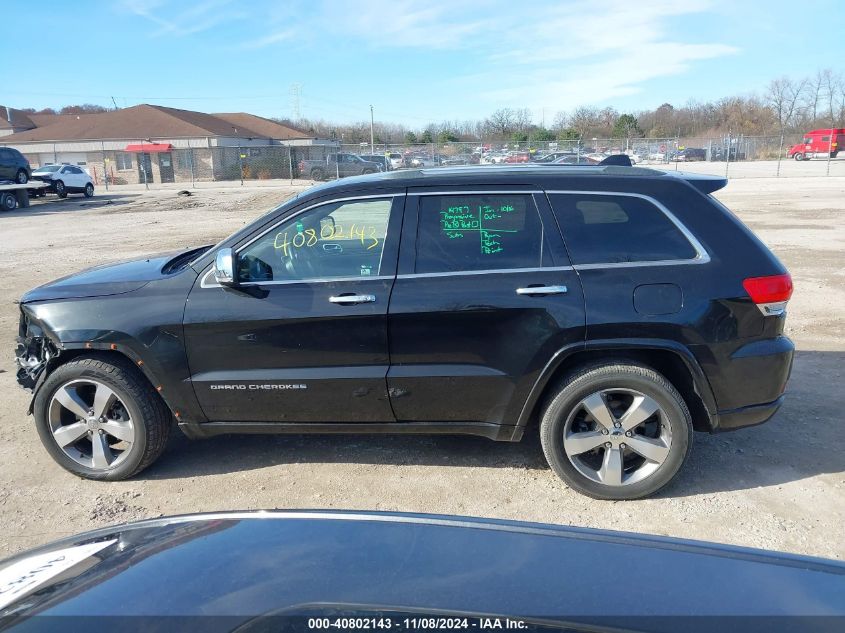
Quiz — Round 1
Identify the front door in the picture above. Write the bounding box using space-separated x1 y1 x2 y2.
137 153 153 184
184 194 403 423
386 188 586 427
158 152 175 183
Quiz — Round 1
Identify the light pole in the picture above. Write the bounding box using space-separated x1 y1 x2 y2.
370 105 375 154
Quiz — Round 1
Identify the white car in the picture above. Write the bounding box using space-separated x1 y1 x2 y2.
387 153 403 169
31 164 94 198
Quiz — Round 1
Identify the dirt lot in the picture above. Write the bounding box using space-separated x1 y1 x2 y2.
0 177 843 561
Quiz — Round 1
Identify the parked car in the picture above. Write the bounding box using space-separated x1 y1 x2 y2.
358 154 392 171
672 148 707 162
441 157 470 166
550 155 602 165
409 154 440 167
15 166 794 499
787 128 845 160
531 151 575 163
2 511 842 626
0 147 31 184
503 151 531 163
386 152 404 169
297 153 383 180
30 164 94 198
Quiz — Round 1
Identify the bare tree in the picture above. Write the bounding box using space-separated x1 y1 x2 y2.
766 77 807 131
486 108 517 136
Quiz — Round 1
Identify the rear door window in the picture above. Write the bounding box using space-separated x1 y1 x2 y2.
548 193 698 264
414 193 546 273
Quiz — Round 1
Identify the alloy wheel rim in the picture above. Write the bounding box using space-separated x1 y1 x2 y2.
562 388 672 487
48 379 135 470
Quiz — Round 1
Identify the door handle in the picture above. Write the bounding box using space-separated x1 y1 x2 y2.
516 285 568 296
329 294 376 305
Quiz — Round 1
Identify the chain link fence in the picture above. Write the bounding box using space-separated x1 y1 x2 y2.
11 132 844 191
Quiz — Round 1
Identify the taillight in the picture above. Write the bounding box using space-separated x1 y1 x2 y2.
743 273 793 316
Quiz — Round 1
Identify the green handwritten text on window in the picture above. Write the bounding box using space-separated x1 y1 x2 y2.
440 203 519 255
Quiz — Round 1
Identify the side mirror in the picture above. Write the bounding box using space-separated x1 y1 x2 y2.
213 248 237 287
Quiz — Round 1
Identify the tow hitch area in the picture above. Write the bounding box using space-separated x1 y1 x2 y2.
15 335 56 391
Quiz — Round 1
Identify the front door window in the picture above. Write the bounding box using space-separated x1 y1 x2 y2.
237 198 393 283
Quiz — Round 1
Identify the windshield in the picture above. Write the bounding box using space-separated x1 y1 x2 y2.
33 165 61 173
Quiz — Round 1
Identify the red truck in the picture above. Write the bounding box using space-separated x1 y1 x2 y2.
788 129 845 160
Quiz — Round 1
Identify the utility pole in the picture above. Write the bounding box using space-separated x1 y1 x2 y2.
370 105 375 154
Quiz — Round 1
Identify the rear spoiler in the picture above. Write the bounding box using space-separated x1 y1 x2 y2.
672 171 728 194
598 154 633 167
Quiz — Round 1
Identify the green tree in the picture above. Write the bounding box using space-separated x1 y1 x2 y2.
532 127 556 142
511 131 529 143
420 129 434 143
556 127 580 141
404 131 418 144
612 114 643 138
437 130 459 143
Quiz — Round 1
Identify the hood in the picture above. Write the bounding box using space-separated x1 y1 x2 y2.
20 251 189 303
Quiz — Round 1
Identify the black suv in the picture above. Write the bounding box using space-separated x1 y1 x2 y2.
0 147 31 184
14 166 794 499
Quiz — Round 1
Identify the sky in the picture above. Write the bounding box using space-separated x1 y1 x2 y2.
2 0 843 128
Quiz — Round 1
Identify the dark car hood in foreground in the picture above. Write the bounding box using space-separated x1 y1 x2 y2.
0 512 843 632
19 249 201 303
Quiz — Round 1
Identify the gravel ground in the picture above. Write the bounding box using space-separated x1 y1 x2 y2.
0 177 842 560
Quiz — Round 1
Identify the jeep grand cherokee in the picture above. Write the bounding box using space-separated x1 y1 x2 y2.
14 165 794 499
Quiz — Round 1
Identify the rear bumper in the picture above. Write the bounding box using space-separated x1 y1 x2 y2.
701 335 794 431
715 396 784 432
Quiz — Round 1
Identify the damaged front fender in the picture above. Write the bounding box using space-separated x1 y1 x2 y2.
14 307 60 397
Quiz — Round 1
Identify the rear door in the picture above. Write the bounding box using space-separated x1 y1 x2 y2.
386 186 586 429
184 193 404 423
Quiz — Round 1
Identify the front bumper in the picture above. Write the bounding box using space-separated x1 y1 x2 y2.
31 177 56 192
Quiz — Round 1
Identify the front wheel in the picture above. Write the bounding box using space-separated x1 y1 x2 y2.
33 355 172 480
16 169 28 184
84 183 94 197
310 167 325 181
55 180 67 197
540 362 692 500
793 152 805 161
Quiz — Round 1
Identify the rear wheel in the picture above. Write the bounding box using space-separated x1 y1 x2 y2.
15 169 28 184
84 183 94 197
1 192 17 211
362 168 375 175
310 167 325 181
55 179 67 197
33 355 172 480
540 362 692 500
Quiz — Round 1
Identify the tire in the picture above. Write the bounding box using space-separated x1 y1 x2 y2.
362 168 375 175
793 153 805 161
15 169 28 184
84 183 94 198
310 168 325 181
55 180 67 197
33 354 172 481
1 192 16 211
539 362 692 500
